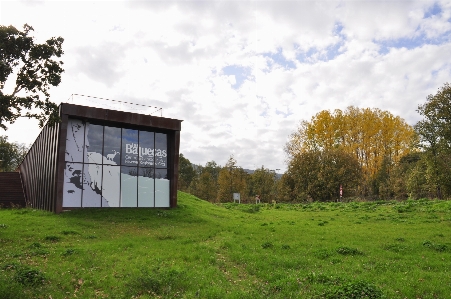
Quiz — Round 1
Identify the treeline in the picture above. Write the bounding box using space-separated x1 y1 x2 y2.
178 156 283 203
180 83 451 202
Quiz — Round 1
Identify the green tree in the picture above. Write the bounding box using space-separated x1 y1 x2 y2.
0 135 29 171
178 154 196 192
415 83 451 198
249 166 276 203
0 24 64 130
189 160 221 202
389 152 421 199
283 148 362 202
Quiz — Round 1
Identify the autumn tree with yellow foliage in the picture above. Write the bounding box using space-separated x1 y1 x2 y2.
286 107 417 198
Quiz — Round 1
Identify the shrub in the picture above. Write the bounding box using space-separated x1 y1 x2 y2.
423 240 448 252
14 267 46 286
325 280 384 299
261 242 274 249
336 247 363 256
245 205 260 213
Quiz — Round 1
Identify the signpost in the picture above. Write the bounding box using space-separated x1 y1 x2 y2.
233 193 240 204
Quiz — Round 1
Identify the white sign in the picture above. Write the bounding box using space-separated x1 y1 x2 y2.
124 143 167 166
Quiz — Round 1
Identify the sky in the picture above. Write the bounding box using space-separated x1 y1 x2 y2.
1 0 451 172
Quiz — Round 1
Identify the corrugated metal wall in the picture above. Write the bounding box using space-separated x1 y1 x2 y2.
19 119 61 212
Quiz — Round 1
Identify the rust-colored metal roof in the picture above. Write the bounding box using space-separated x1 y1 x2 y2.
60 103 183 131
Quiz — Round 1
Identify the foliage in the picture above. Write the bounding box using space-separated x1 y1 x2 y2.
336 246 364 256
324 280 384 299
249 166 277 202
389 152 422 199
189 160 220 202
0 136 29 171
0 24 64 130
415 83 451 198
217 156 248 202
13 266 46 286
178 153 196 191
283 148 362 201
286 107 417 197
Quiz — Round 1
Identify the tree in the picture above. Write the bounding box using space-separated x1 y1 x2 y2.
249 166 276 203
415 83 451 198
283 148 362 202
286 107 417 197
178 154 196 191
0 135 29 171
1 24 64 130
217 156 247 202
189 160 221 202
389 152 421 199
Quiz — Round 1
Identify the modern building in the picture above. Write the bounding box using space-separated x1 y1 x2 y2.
14 103 182 213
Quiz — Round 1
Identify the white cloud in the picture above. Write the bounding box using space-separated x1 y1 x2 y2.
2 0 451 172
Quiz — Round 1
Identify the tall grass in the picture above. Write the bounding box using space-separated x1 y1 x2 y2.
0 193 450 298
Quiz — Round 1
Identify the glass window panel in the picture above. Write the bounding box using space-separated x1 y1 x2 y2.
155 168 169 207
82 164 102 207
121 166 137 207
155 133 167 168
84 123 104 164
65 119 85 162
139 131 154 167
138 167 154 207
122 129 139 166
102 165 120 207
63 162 82 207
104 126 121 165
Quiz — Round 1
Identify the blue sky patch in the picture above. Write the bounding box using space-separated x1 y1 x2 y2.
377 31 450 55
222 65 251 89
424 3 442 18
262 48 296 70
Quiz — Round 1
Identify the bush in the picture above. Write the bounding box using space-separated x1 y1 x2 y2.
13 267 46 286
423 240 448 252
325 280 384 299
261 242 274 249
336 247 363 256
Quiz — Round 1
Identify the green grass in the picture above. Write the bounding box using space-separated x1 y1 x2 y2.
1 193 451 298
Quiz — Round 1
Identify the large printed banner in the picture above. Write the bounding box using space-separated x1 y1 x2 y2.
63 119 169 208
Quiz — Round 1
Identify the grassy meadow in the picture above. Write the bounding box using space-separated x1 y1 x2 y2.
1 192 451 298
